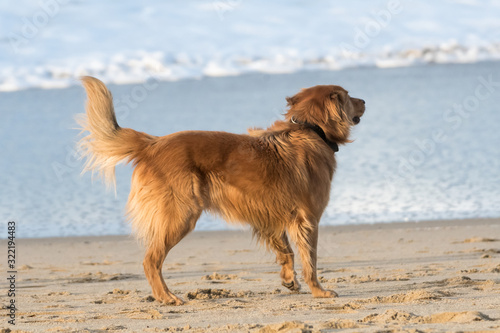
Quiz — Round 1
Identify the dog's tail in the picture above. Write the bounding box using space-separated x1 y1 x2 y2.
77 76 154 190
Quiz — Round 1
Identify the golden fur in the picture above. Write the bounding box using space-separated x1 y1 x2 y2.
78 76 365 305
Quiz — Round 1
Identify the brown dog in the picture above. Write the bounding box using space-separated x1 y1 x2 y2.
78 76 365 305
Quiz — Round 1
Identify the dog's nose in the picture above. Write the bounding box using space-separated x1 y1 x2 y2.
360 99 365 104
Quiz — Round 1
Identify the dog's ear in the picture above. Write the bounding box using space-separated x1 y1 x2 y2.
330 91 341 102
327 91 347 123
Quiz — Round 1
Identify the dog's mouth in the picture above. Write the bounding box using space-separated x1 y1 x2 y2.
352 116 361 125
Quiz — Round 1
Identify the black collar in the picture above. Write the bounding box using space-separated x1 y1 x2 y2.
290 118 339 152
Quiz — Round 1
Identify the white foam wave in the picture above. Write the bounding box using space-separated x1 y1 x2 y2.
1 0 500 91
1 42 500 92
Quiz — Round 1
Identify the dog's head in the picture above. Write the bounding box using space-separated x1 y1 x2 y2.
285 85 365 144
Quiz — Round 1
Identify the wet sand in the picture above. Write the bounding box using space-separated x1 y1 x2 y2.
2 218 499 332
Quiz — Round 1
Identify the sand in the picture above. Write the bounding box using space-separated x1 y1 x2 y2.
2 218 499 332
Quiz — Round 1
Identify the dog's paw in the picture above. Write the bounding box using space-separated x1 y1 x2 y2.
282 280 301 292
162 296 184 306
168 294 185 306
312 289 338 298
154 293 185 305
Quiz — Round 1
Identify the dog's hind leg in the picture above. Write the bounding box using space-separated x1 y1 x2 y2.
289 218 338 298
143 243 174 304
270 232 301 292
143 211 201 305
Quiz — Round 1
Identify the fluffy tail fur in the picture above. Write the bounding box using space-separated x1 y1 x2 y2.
77 76 154 190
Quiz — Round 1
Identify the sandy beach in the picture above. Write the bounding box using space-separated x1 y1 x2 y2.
2 1 500 332
1 218 499 332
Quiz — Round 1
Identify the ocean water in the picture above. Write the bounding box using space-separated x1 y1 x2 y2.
1 1 500 91
2 1 500 237
1 61 499 238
